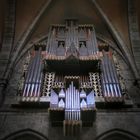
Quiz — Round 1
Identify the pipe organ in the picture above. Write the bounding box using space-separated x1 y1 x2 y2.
18 19 126 136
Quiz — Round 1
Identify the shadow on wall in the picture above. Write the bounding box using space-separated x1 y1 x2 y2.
95 129 140 140
2 129 48 140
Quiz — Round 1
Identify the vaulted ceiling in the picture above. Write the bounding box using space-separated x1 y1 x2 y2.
0 0 140 50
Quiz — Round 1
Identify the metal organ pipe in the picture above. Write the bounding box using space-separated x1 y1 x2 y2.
91 29 95 55
23 52 35 97
108 55 117 97
88 29 93 55
102 56 109 97
22 47 43 101
26 53 37 97
105 54 113 97
31 50 40 97
110 58 122 97
34 48 42 97
101 52 122 99
93 30 98 53
65 82 80 121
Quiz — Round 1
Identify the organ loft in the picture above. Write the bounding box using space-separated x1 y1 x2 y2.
0 0 140 140
17 19 130 136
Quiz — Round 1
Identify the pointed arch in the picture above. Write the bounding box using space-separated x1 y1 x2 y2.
3 0 52 80
91 0 140 79
96 129 140 140
2 129 48 140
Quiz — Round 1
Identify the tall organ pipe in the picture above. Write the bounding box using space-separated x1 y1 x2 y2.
34 48 42 97
107 55 118 97
105 53 114 97
22 48 43 99
101 52 122 98
30 50 40 97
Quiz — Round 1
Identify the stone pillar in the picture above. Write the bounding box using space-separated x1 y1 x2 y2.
0 79 7 107
0 0 16 107
128 0 140 86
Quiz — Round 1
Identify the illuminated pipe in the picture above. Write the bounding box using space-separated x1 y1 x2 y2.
106 55 115 97
108 53 122 98
104 54 113 97
70 83 72 114
78 91 80 120
23 84 27 97
73 87 75 120
71 83 73 120
34 49 42 97
72 82 74 109
107 54 118 97
102 56 109 97
110 57 122 97
65 89 68 120
113 84 118 97
23 65 34 97
76 90 78 120
66 89 67 109
75 89 77 117
70 84 72 112
28 52 38 97
65 89 67 109
77 90 79 120
23 61 33 97
30 84 35 97
37 73 42 97
109 84 114 97
69 84 72 120
66 88 68 109
68 86 70 109
36 53 42 96
116 84 122 97
31 51 41 97
101 73 107 97
26 84 31 97
31 52 39 97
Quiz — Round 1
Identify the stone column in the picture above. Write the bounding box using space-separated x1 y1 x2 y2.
0 79 7 106
0 0 16 107
128 0 140 86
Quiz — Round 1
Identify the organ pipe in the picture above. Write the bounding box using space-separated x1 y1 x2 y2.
22 47 43 101
101 51 122 100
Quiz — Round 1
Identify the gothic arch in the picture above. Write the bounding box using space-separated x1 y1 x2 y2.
95 129 140 140
2 129 48 140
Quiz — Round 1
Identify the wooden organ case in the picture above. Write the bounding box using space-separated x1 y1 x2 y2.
18 19 127 136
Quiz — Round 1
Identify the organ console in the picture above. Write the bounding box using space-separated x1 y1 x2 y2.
17 19 129 136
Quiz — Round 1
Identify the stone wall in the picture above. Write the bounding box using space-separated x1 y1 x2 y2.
0 111 140 140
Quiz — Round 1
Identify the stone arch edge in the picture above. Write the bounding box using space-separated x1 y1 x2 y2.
95 128 140 140
1 128 48 140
